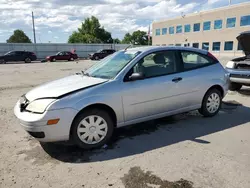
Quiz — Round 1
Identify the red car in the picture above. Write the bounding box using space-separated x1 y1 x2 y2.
46 51 78 62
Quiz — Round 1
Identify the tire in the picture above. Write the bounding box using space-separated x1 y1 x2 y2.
94 56 99 60
71 109 114 149
199 88 222 117
229 82 242 91
51 58 56 62
24 57 31 63
0 59 6 64
69 57 74 61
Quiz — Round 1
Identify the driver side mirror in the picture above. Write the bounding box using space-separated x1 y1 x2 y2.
129 72 144 81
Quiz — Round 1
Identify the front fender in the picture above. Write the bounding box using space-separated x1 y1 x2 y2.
73 94 124 125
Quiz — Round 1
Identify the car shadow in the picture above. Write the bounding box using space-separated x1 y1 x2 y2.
238 87 250 96
41 100 250 163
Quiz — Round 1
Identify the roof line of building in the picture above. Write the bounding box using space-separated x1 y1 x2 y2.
153 1 250 24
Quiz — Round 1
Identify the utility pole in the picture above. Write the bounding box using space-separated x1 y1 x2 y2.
32 11 36 44
229 0 231 5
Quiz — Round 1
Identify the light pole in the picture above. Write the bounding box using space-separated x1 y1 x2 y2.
32 11 36 44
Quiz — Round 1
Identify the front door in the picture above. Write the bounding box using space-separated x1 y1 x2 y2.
56 52 67 60
122 50 184 122
4 51 17 62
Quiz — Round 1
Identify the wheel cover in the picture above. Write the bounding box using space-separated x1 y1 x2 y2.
206 93 220 113
77 115 108 145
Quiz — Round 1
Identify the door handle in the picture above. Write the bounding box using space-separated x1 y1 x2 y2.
172 77 182 83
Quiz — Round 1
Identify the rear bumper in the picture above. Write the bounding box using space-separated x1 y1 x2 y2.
226 68 250 84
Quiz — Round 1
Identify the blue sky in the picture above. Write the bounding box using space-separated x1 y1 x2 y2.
0 0 249 43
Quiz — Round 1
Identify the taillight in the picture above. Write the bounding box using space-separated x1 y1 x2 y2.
207 52 218 62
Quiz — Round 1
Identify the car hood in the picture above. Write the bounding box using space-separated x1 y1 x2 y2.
25 74 108 101
237 31 250 56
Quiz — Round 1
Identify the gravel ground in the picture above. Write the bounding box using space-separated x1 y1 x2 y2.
0 59 250 188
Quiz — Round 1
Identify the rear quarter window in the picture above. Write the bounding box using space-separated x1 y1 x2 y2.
181 51 216 70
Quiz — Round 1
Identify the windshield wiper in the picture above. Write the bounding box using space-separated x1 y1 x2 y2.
76 71 90 77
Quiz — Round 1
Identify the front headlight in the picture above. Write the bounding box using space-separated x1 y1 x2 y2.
226 61 235 69
26 99 55 113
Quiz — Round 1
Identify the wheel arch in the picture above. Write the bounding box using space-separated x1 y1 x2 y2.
69 103 117 138
201 84 224 106
206 85 224 97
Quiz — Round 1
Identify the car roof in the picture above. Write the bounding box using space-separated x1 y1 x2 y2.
125 46 208 55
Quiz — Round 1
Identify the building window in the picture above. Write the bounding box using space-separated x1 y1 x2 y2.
176 25 182 33
224 41 234 51
155 29 161 36
202 42 209 51
184 24 191 33
193 23 200 32
162 28 167 35
203 21 211 31
192 43 199 48
168 44 174 46
169 27 174 34
237 42 243 51
240 15 250 26
212 42 221 51
214 20 223 29
226 17 236 28
175 44 182 46
184 43 190 47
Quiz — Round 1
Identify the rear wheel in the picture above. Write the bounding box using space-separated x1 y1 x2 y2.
71 109 114 149
229 82 242 91
51 58 56 62
199 88 222 117
94 56 99 60
69 57 74 61
24 57 31 63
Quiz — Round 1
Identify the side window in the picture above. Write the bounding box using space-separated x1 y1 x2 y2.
132 51 178 78
181 51 215 70
65 52 70 55
58 52 63 56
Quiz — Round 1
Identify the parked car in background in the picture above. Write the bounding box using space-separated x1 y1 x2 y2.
225 31 250 91
0 51 37 64
46 51 78 62
14 46 229 149
88 49 116 60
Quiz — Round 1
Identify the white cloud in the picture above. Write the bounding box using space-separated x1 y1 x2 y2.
0 0 205 41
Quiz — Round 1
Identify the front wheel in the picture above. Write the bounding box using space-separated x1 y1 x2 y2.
71 109 114 149
199 88 222 117
0 59 6 64
94 56 99 60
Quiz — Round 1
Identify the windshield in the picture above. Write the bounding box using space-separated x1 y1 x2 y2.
4 51 12 55
97 49 103 53
85 50 141 79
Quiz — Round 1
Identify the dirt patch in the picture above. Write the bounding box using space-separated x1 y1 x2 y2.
0 85 35 91
121 166 193 188
16 137 59 165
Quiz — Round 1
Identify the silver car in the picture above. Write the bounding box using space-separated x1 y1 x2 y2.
225 31 250 91
14 46 229 149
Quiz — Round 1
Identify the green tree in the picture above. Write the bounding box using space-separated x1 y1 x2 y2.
7 30 32 43
113 38 121 44
68 16 112 43
122 30 151 45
